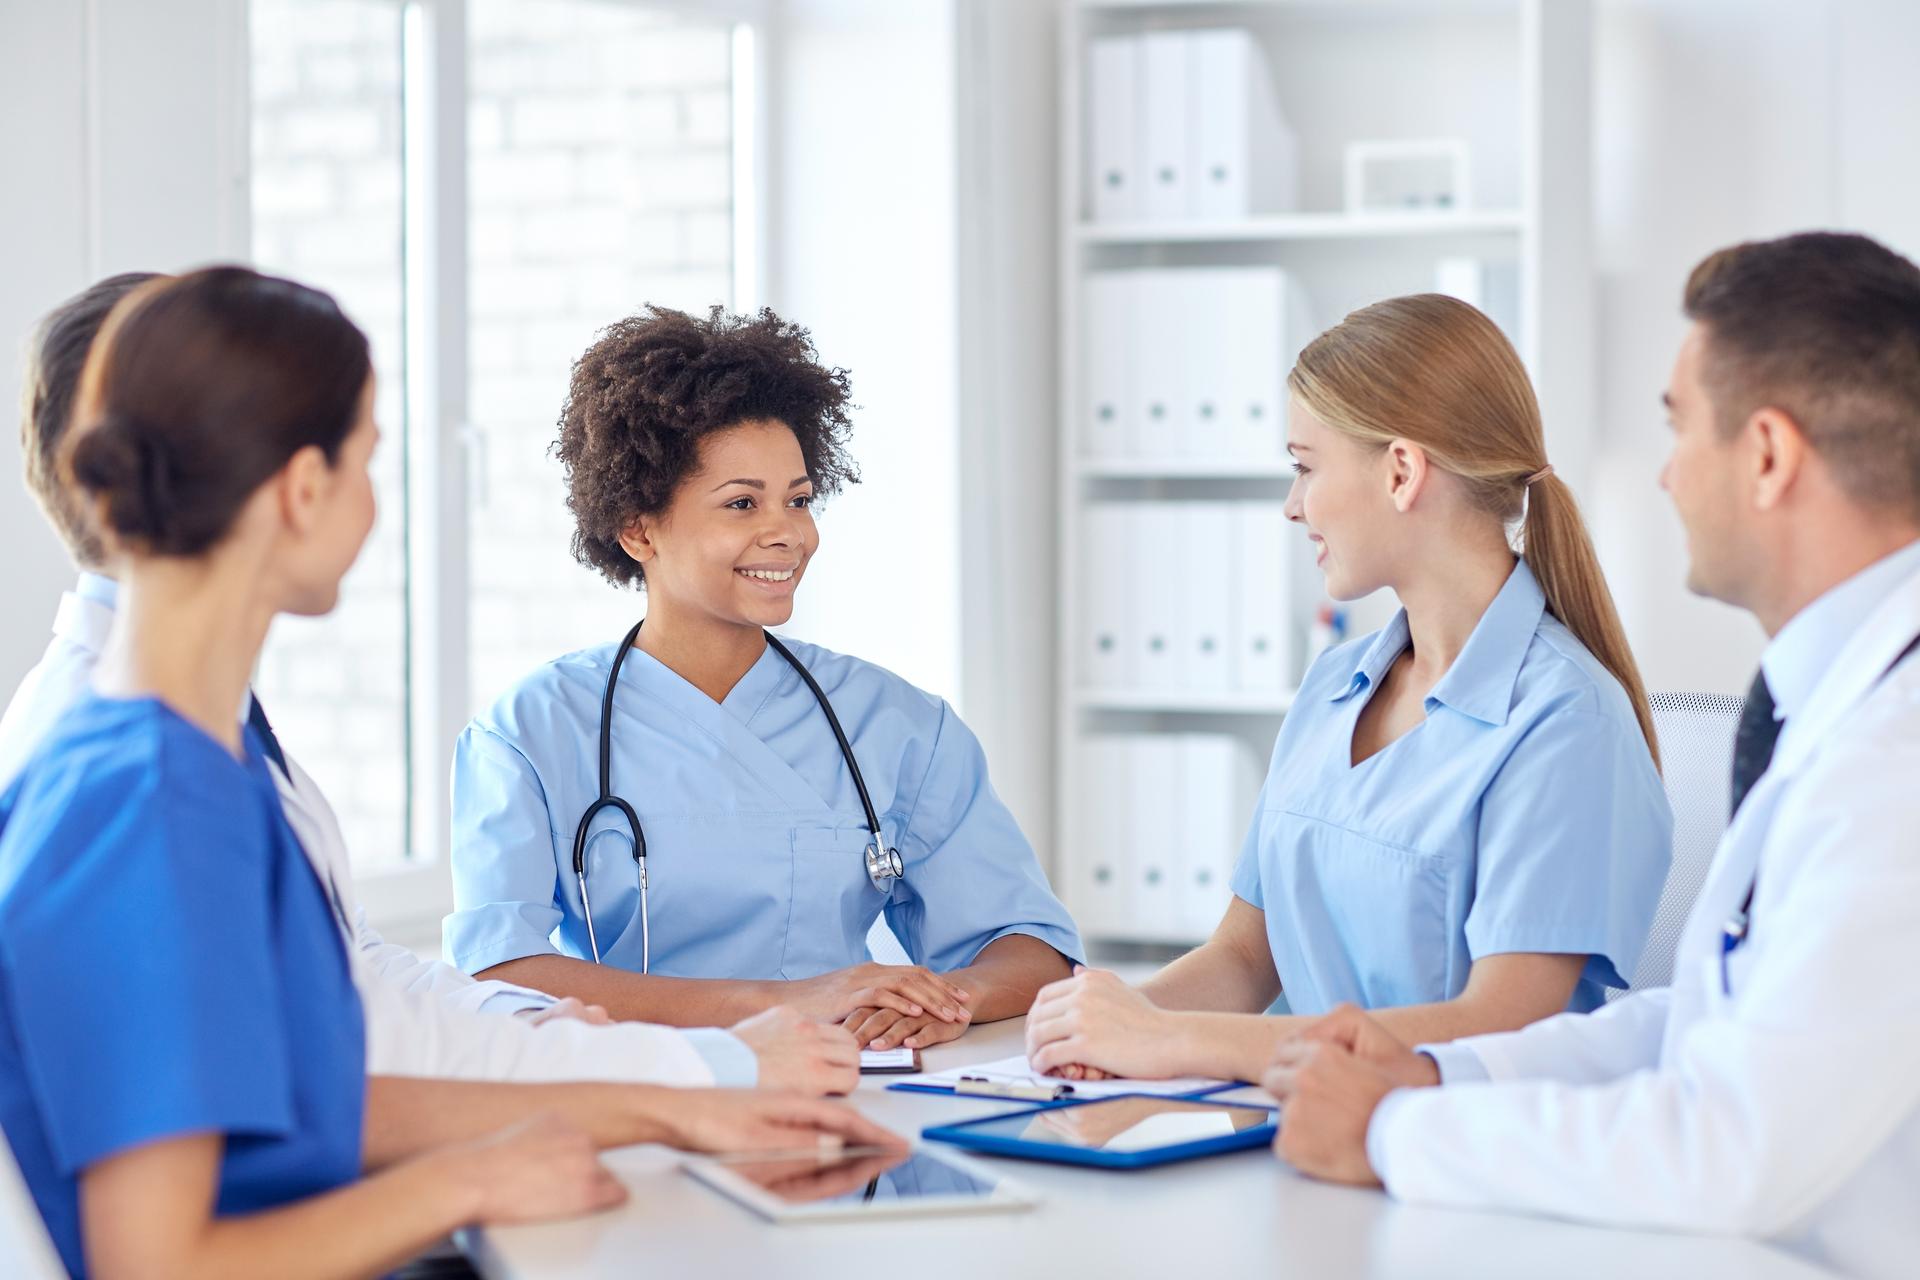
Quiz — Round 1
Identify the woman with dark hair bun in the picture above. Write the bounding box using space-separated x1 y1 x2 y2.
0 269 895 1279
445 304 1083 1055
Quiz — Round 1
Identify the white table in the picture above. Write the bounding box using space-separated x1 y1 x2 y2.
463 1017 1837 1280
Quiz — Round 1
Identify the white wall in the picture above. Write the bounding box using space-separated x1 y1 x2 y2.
951 0 1066 868
0 0 243 690
766 0 962 705
1589 0 1920 693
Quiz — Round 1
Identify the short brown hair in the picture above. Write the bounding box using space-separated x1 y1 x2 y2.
1683 232 1920 516
555 305 859 587
20 272 164 567
66 266 371 557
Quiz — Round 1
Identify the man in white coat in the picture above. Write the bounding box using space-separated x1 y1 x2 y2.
1263 230 1920 1280
2 272 856 1093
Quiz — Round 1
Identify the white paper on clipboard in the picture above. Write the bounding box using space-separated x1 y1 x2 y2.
897 1053 1232 1099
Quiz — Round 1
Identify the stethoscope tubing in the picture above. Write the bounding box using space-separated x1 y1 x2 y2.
570 621 899 969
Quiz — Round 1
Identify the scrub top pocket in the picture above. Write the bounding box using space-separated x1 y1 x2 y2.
1267 811 1457 1014
783 823 891 979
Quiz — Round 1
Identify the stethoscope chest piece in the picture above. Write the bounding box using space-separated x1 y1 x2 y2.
866 841 905 891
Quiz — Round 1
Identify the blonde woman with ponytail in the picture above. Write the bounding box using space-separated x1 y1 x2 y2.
1028 295 1672 1086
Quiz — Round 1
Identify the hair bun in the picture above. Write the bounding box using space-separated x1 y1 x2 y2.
68 411 177 546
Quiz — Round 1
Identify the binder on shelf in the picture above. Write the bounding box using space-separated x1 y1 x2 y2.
1132 735 1184 932
1179 503 1235 692
1177 735 1261 938
1080 505 1134 689
1075 735 1135 935
1187 29 1297 220
1131 504 1183 690
1175 270 1233 459
1233 503 1295 693
1139 32 1190 222
1128 272 1186 456
1081 273 1132 458
1226 269 1281 461
1086 36 1139 224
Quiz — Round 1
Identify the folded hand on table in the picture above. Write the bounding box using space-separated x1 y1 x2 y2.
788 963 973 1037
729 1006 861 1095
1261 1004 1436 1187
1023 965 1184 1080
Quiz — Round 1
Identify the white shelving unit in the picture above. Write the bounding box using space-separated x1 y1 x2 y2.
1055 0 1594 949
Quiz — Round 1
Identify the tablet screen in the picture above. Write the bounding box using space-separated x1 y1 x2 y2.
698 1146 1010 1211
974 1096 1275 1153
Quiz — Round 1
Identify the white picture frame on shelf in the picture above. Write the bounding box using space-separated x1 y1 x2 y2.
1342 138 1472 214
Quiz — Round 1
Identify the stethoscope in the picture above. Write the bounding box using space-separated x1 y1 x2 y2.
1718 629 1920 996
571 619 905 970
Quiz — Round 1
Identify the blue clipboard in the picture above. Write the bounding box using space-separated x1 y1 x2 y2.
885 1080 1241 1102
920 1093 1278 1170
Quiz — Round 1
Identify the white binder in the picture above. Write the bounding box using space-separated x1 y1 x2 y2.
1226 268 1315 461
1175 270 1235 460
1086 36 1139 223
1177 735 1259 937
1132 503 1182 689
1233 503 1294 693
1131 734 1184 935
1076 735 1135 935
1128 272 1185 456
1080 505 1133 689
1139 32 1190 221
1187 28 1298 220
1179 502 1236 692
1082 272 1133 458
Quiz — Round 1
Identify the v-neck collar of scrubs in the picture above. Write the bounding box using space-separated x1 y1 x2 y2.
623 633 790 727
1329 558 1545 728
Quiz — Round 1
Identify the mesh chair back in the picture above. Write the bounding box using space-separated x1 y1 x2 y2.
1604 691 1741 1001
0 1133 65 1278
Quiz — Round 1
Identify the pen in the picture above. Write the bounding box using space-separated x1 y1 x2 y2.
953 1076 1077 1101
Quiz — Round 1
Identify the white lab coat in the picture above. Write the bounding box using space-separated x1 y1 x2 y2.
1368 566 1920 1280
0 579 723 1085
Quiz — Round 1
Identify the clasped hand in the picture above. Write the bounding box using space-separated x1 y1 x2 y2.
1260 1004 1438 1187
790 962 976 1051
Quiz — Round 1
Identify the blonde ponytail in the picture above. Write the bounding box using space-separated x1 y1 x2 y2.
1289 294 1660 768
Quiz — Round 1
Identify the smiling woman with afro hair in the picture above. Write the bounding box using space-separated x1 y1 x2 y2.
556 305 860 588
445 302 1084 1061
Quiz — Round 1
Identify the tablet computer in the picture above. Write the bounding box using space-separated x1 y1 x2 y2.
682 1145 1038 1224
922 1094 1278 1169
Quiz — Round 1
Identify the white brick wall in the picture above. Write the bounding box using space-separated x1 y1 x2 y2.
248 0 736 870
250 0 409 870
465 0 734 703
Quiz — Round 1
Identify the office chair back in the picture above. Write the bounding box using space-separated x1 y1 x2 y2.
1605 690 1741 1000
0 1132 65 1278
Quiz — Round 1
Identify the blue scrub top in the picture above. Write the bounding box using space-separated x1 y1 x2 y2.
446 635 1083 980
1230 561 1673 1016
0 696 364 1278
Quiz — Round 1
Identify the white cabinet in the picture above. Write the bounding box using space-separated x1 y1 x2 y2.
1058 0 1595 946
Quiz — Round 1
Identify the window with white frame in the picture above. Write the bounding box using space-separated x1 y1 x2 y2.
248 0 753 895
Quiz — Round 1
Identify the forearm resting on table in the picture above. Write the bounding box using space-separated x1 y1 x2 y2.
363 1076 673 1167
948 934 1075 1022
81 1134 481 1280
1170 952 1588 1082
477 953 783 1026
1139 900 1284 1014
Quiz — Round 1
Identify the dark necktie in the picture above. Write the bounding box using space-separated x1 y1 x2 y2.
245 695 352 931
245 695 289 777
1729 669 1781 819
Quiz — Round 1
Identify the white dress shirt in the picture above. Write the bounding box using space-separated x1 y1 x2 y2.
1367 540 1920 1280
0 574 750 1086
